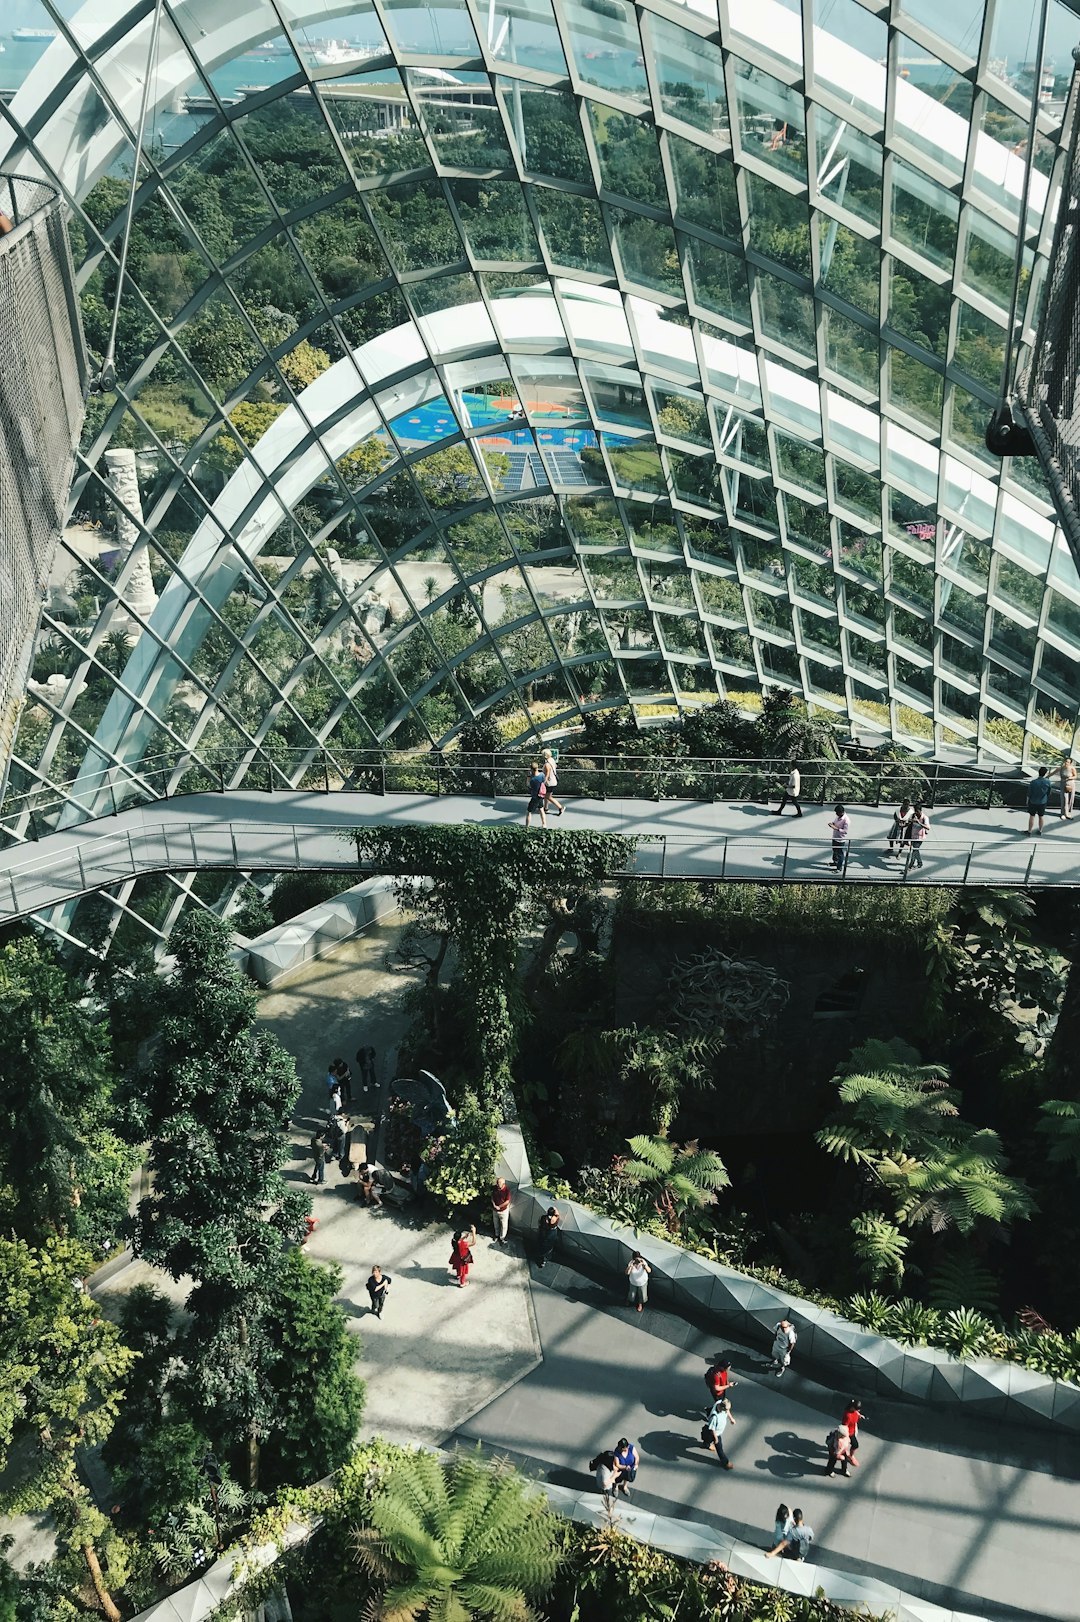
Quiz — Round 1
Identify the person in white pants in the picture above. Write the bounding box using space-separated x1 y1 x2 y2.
491 1177 511 1244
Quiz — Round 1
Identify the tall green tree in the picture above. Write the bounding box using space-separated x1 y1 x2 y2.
352 1450 562 1622
0 939 134 1249
131 912 362 1489
0 1235 134 1621
352 827 634 1108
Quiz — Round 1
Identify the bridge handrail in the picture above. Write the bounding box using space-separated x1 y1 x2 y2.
1 746 1038 844
0 810 1065 923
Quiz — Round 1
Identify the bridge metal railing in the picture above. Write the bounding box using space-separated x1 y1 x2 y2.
0 818 1074 923
1 746 1038 844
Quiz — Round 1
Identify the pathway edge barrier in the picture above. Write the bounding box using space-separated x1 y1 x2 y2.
495 1127 1080 1437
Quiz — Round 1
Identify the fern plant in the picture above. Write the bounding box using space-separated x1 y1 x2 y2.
927 1255 1000 1315
352 1448 563 1622
817 1043 1033 1237
849 1212 909 1286
619 1135 730 1234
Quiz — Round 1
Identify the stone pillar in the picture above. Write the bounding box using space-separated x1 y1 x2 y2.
104 448 158 625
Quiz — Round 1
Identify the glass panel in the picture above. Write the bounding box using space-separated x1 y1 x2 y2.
610 210 683 297
889 157 959 273
813 110 883 228
668 139 741 239
587 106 666 207
650 15 727 133
561 0 649 98
534 192 615 275
405 71 514 169
367 180 465 272
686 240 752 324
732 65 807 183
499 83 591 183
450 180 541 262
379 0 483 57
811 0 887 119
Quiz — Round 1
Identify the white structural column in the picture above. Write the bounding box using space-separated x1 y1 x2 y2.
104 448 158 628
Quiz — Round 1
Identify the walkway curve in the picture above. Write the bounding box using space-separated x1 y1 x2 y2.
3 789 1080 921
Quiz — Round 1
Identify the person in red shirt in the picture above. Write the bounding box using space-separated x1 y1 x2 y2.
842 1398 865 1467
705 1357 737 1403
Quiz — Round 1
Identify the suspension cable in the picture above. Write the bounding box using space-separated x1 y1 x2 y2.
1001 0 1051 406
96 0 165 391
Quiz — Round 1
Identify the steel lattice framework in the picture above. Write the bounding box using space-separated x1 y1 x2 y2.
1 0 1080 953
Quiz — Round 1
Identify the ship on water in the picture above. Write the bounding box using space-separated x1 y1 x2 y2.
12 26 57 40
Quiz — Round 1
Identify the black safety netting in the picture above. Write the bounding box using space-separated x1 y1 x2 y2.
0 174 88 789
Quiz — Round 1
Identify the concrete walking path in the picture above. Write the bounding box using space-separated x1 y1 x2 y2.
454 1256 1080 1622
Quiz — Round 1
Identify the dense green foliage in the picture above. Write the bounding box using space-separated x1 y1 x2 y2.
0 939 135 1249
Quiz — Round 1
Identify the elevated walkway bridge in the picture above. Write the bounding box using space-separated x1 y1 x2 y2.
1 765 1078 923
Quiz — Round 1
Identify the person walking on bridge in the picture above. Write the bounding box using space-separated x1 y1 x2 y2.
1027 766 1052 835
773 763 802 817
885 798 912 856
827 805 850 872
542 749 566 816
525 762 548 829
908 803 929 869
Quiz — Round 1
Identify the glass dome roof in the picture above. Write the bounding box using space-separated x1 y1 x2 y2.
2 0 1079 943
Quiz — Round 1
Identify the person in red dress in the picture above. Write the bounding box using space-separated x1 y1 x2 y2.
449 1223 477 1287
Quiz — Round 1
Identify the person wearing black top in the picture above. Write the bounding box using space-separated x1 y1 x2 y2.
366 1265 391 1318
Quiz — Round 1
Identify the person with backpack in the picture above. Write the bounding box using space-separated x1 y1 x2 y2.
772 763 802 817
1027 765 1052 835
705 1356 737 1404
770 1504 793 1550
449 1223 477 1287
590 1450 618 1505
491 1177 511 1244
825 1423 853 1477
612 1437 639 1496
625 1251 651 1312
767 1316 797 1377
525 762 548 829
330 1056 353 1105
701 1396 736 1468
842 1398 865 1465
827 804 850 872
366 1265 391 1319
766 1507 814 1560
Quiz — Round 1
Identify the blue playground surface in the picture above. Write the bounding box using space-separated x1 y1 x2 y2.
389 393 599 448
